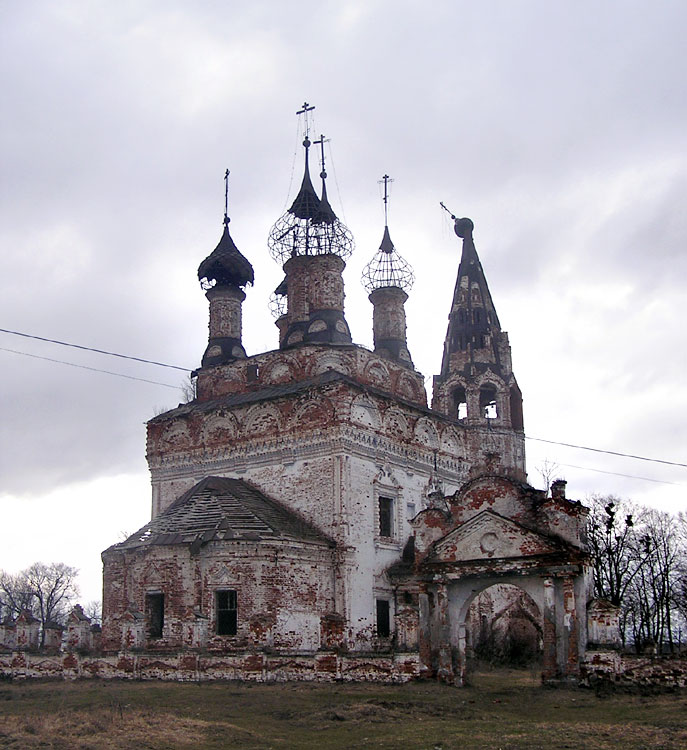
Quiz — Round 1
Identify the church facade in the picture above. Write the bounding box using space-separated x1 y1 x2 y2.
100 118 591 684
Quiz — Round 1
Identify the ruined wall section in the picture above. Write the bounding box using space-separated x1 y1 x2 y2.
194 344 427 408
101 539 335 654
147 378 468 527
146 368 477 650
412 476 588 557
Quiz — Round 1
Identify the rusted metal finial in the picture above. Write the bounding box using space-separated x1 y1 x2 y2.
223 169 230 227
440 202 474 238
296 101 316 142
439 201 456 221
380 174 394 226
314 134 329 179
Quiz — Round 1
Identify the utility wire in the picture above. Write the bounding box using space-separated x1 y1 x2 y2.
526 436 687 469
0 328 191 372
1 348 180 389
3 328 685 471
558 463 682 487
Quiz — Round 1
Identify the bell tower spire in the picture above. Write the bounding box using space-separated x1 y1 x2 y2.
432 206 525 478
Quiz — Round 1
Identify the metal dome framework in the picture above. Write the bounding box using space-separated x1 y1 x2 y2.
362 226 415 294
268 120 355 266
267 211 355 266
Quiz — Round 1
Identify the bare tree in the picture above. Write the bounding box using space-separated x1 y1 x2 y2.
84 600 102 626
180 374 197 403
587 496 687 652
536 459 561 497
0 570 33 620
0 562 79 645
624 509 683 653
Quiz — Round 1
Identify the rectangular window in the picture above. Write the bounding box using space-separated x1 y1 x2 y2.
376 599 391 638
378 496 393 538
216 590 238 635
145 593 164 639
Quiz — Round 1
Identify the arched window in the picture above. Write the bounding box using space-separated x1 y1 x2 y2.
479 384 498 419
453 386 468 420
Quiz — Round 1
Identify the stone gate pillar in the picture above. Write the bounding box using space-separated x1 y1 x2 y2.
435 584 453 683
418 590 432 679
563 576 579 676
542 577 557 679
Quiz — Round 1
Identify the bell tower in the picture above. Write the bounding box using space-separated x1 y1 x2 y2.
432 209 525 478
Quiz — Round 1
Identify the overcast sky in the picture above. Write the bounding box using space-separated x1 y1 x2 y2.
2 0 686 606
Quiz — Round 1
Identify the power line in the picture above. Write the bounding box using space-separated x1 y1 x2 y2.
1 347 180 389
558 463 683 487
526 436 687 469
0 328 191 372
3 327 686 472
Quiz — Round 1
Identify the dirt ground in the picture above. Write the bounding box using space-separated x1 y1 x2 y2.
0 668 685 749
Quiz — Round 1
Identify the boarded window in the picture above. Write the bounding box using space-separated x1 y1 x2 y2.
216 590 238 636
376 599 391 638
378 496 393 538
145 593 164 639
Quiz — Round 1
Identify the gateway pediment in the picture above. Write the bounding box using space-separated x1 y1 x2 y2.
431 510 559 563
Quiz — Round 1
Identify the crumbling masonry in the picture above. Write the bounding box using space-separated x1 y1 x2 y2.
2 121 621 684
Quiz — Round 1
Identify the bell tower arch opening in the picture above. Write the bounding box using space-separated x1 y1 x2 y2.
479 383 498 419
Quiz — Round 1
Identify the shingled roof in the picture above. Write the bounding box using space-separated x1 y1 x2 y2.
110 477 334 551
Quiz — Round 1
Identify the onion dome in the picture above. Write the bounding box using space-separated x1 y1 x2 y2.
362 225 414 293
198 222 254 291
268 276 288 318
362 175 414 293
267 135 354 265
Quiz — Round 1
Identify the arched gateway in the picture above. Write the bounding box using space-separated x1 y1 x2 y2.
402 476 590 684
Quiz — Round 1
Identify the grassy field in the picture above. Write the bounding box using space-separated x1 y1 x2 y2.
0 668 685 749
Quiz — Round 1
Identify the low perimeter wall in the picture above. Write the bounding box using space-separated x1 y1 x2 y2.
0 649 420 683
582 651 687 688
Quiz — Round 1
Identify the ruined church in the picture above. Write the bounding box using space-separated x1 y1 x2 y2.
100 112 591 684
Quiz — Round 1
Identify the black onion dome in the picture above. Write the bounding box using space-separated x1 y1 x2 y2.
315 181 337 225
287 164 322 220
198 225 254 290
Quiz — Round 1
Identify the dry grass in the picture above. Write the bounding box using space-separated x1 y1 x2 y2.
0 669 685 749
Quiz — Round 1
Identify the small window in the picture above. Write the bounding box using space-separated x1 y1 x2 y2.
473 309 481 324
145 593 164 639
378 496 394 538
376 599 391 638
246 364 259 382
216 590 237 636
